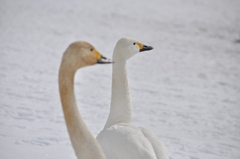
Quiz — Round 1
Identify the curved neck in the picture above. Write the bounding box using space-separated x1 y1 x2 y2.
59 64 105 159
104 59 132 129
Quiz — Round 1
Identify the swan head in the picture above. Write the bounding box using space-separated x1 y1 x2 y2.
113 38 153 61
61 41 112 70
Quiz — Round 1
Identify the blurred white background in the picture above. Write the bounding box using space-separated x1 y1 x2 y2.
0 0 240 158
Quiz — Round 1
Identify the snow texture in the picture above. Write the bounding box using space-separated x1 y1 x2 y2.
0 0 240 159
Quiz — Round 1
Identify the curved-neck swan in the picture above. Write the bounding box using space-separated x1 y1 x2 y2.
97 38 169 159
59 41 111 159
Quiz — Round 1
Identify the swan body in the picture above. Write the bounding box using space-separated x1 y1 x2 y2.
59 41 111 159
97 38 168 159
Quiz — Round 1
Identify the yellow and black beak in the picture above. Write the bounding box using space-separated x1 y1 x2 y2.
93 49 113 64
135 42 154 52
140 45 154 52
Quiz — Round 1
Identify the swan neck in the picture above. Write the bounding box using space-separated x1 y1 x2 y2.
104 60 132 129
59 64 105 159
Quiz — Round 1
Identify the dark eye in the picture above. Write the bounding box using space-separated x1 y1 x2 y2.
133 42 136 45
90 48 93 51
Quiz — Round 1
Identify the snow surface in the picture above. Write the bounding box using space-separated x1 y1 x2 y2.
1 0 240 158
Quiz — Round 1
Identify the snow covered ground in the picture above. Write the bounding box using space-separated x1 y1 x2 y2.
0 0 240 158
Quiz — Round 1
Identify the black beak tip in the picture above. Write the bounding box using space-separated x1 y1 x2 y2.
97 55 113 64
140 45 154 52
148 46 154 50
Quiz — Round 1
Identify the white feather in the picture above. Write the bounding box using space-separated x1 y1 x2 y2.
97 38 168 159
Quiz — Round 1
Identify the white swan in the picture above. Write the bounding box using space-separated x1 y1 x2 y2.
97 38 169 159
58 41 112 159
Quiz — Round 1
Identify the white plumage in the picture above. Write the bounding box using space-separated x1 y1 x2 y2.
97 38 169 159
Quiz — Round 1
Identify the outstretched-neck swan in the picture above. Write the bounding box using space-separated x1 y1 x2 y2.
59 41 111 159
97 38 169 159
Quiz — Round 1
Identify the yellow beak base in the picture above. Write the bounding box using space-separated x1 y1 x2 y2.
93 49 102 60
